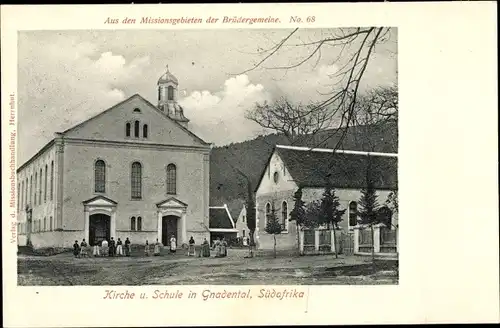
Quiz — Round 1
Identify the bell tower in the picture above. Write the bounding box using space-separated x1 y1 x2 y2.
157 65 189 128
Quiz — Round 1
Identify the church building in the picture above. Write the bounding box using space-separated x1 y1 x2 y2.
16 68 211 249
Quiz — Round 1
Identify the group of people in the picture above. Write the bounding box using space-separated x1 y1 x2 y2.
143 236 174 256
188 237 223 258
72 235 230 258
73 237 131 258
212 237 228 258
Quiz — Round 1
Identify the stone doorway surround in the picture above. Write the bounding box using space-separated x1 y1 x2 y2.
83 195 117 241
156 197 187 245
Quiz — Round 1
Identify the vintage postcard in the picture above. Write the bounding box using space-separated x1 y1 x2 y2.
2 2 498 327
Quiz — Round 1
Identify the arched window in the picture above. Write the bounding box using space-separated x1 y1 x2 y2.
265 203 271 225
34 172 37 205
137 217 142 231
126 122 131 137
168 86 174 100
143 124 148 138
166 164 177 194
21 181 24 209
94 160 106 193
17 183 20 211
349 201 358 228
281 201 288 231
133 108 141 113
134 121 140 137
158 87 161 101
131 217 136 231
44 164 48 202
29 175 32 205
50 216 53 231
50 161 54 201
25 178 28 206
43 217 46 232
131 162 142 199
39 168 42 204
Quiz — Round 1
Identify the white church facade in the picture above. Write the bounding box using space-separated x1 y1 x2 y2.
16 69 211 249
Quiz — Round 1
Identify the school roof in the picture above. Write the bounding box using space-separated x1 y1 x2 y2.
209 205 236 230
225 199 245 223
259 145 398 190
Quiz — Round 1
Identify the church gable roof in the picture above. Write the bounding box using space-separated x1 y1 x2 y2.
259 145 398 191
61 94 209 147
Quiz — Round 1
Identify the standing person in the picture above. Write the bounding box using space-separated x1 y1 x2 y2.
188 236 195 256
144 240 150 256
214 238 222 257
169 235 177 254
153 238 162 256
101 238 109 257
80 239 88 258
116 238 123 256
124 237 131 257
222 238 228 257
201 238 211 257
109 237 116 257
93 240 101 257
73 240 80 258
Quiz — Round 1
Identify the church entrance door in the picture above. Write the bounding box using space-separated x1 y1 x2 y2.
89 214 111 246
162 216 178 246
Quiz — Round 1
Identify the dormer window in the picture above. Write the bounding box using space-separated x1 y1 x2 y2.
133 108 141 113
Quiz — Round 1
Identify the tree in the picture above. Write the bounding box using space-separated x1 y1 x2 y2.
241 27 396 153
385 190 398 216
353 85 398 126
289 188 307 253
264 202 282 258
304 201 322 229
319 181 346 258
245 182 257 257
246 97 332 144
357 155 381 262
351 85 398 153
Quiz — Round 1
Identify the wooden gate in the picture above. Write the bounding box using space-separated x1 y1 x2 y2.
341 231 354 256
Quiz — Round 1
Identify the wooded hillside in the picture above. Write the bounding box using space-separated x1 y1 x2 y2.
209 122 398 206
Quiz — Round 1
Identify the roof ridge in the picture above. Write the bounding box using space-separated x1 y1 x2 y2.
275 144 398 158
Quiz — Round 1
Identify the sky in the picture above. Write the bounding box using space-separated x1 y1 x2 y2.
17 28 397 165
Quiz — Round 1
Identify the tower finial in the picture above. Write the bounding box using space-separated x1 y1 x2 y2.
166 64 169 72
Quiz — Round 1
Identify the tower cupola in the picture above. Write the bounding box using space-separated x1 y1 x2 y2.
157 65 189 128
